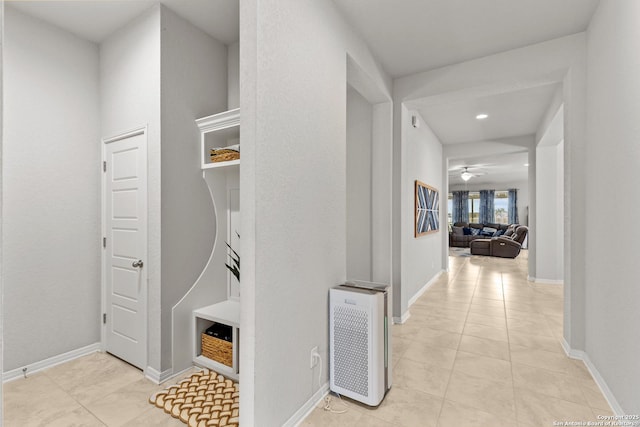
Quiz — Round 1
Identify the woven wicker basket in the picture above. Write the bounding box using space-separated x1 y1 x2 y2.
210 149 240 163
201 333 233 367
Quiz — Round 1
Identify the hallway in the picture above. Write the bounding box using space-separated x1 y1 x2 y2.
1 251 614 426
303 251 613 426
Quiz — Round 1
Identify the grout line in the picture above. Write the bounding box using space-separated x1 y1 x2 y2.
503 269 521 425
42 353 151 426
38 360 109 426
434 254 476 426
77 403 109 427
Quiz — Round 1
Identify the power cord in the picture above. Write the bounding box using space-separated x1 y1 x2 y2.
312 352 349 414
322 393 349 414
313 352 322 393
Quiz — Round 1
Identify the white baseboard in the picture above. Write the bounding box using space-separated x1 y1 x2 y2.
3 343 101 383
145 366 174 384
166 366 198 383
392 270 445 325
145 365 197 385
283 382 329 427
393 270 445 324
560 338 580 359
561 338 624 415
408 270 445 307
527 276 564 285
393 311 410 325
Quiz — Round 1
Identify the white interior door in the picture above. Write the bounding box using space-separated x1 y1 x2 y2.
103 129 147 370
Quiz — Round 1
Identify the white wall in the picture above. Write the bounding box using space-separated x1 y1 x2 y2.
160 6 228 373
1 2 5 416
400 110 443 315
562 35 588 357
347 55 394 285
585 0 640 413
100 5 162 371
533 100 564 282
528 145 537 269
536 89 564 145
556 141 564 275
535 143 563 281
3 7 101 370
227 41 239 109
370 102 393 284
346 86 373 281
240 0 391 424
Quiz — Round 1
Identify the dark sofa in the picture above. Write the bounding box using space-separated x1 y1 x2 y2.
449 222 511 248
470 225 529 258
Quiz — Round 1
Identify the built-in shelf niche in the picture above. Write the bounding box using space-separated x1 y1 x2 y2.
191 108 241 379
196 108 240 169
193 299 240 380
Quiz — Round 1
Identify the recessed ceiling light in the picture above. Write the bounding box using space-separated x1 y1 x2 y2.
476 113 488 120
524 163 529 167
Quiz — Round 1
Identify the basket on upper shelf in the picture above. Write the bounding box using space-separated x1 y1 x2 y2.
210 148 240 163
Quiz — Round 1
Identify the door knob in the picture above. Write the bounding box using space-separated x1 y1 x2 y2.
132 260 144 268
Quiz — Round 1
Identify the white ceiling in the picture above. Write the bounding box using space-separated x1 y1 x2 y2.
9 0 576 189
330 0 588 186
417 83 561 145
448 152 529 187
332 0 600 78
8 0 239 44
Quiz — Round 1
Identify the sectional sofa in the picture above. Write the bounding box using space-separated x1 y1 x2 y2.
470 225 529 258
449 221 512 248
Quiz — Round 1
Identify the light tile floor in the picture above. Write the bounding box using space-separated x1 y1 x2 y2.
302 250 614 427
3 352 192 426
3 250 614 427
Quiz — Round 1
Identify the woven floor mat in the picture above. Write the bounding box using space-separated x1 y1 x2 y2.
149 369 239 427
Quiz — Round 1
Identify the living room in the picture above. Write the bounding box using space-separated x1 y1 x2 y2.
447 151 530 258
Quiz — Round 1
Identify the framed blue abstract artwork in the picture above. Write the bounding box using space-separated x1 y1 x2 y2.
415 180 439 237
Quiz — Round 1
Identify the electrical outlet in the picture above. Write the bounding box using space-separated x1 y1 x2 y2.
310 346 319 369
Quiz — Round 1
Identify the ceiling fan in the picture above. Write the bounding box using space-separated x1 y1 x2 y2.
448 166 487 181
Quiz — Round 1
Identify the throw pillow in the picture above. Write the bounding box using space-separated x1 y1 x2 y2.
482 227 498 234
470 228 481 236
463 227 472 235
452 226 464 236
494 229 505 237
480 230 493 236
504 229 514 237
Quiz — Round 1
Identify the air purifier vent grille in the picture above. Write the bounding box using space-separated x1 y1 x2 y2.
332 305 369 397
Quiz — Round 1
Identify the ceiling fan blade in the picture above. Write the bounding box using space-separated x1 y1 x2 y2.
448 163 491 172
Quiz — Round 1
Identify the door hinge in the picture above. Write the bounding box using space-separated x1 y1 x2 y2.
103 237 106 248
103 313 107 324
103 161 107 172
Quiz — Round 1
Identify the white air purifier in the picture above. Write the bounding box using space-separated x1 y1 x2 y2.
329 281 391 406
